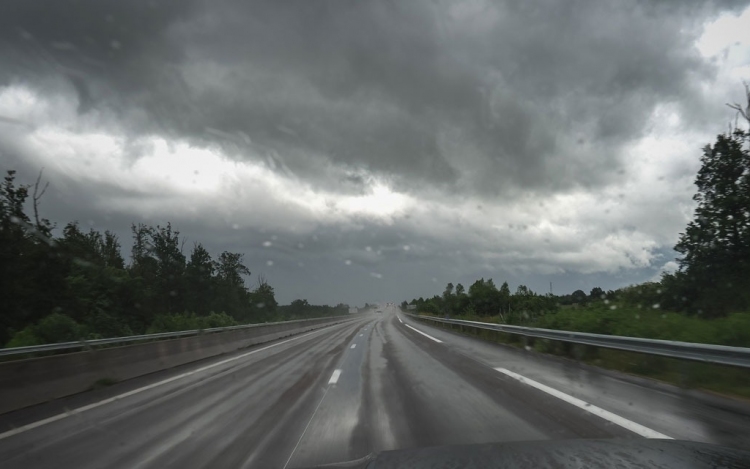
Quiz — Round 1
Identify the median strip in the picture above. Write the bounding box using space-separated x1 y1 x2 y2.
405 324 443 343
0 326 337 441
494 368 672 439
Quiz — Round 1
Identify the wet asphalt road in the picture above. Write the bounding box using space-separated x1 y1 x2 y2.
1 307 749 468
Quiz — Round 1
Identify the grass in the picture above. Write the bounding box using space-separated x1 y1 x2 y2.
90 377 118 390
417 309 750 400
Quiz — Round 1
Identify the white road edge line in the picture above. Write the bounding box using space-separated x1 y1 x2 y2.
350 344 357 349
405 324 443 343
329 369 342 384
494 368 672 439
0 326 340 441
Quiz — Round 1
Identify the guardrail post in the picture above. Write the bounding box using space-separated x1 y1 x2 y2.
679 360 690 388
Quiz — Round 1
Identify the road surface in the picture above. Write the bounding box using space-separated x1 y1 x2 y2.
1 307 749 468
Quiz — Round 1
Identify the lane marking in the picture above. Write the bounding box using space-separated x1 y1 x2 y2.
397 316 403 323
328 369 342 384
405 324 443 343
494 368 672 439
282 387 330 469
359 334 363 337
0 324 349 441
350 344 357 349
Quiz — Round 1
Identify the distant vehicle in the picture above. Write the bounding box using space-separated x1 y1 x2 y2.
376 309 383 313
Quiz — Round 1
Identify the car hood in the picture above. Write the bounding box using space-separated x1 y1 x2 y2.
297 439 750 469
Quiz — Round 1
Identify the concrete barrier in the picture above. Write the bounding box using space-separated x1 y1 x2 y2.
0 315 357 415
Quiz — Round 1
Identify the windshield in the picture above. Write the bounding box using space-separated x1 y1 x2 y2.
1 1 750 468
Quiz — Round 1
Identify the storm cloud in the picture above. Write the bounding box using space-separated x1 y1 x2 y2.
1 0 749 304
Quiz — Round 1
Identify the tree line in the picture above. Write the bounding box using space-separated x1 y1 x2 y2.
406 87 750 323
401 279 557 324
0 170 347 348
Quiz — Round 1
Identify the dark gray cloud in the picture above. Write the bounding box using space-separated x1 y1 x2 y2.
2 0 749 304
3 0 744 197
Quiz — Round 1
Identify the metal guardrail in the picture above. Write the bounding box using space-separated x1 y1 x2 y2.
0 316 351 358
406 314 750 368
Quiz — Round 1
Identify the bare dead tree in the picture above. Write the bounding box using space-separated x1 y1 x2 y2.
32 169 49 229
257 273 268 288
726 81 750 126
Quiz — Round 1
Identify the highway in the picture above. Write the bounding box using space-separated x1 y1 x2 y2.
1 306 749 468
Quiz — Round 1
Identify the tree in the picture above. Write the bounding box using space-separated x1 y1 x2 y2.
468 278 500 316
0 171 67 343
248 276 278 322
590 287 604 300
443 282 455 315
185 243 214 315
675 96 750 315
571 289 588 305
212 251 251 319
214 251 251 288
151 223 187 313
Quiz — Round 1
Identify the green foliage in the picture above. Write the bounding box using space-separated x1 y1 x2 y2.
146 312 238 334
1 169 320 348
674 124 750 316
277 299 349 321
407 278 556 322
7 313 84 347
536 303 750 347
247 278 279 322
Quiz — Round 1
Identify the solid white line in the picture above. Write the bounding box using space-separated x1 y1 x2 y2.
350 344 357 349
328 369 342 384
0 326 337 441
494 368 672 439
405 324 443 343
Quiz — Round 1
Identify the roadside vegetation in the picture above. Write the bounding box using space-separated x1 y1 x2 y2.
403 89 750 397
405 87 750 344
0 170 349 348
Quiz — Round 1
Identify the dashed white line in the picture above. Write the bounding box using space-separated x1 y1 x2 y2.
359 334 363 337
494 368 672 439
397 316 403 323
328 369 342 384
405 324 443 343
350 344 357 349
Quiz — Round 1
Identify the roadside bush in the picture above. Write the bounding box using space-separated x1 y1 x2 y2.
145 311 238 334
6 313 84 347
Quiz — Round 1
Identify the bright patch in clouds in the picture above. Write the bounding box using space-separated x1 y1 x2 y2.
2 0 750 303
696 6 750 58
1 84 414 229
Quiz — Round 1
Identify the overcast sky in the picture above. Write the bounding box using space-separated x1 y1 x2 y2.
2 0 750 306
